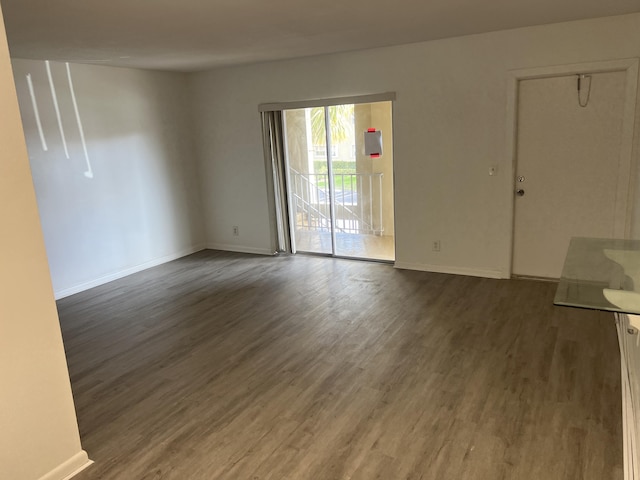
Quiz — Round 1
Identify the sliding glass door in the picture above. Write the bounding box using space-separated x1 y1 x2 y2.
283 101 394 261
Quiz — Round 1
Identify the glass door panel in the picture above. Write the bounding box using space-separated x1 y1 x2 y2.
332 102 394 260
283 107 332 254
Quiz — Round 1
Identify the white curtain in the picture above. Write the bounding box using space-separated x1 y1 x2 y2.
261 110 293 253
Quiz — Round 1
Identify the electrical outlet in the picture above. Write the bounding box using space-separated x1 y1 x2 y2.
432 240 441 252
233 226 239 236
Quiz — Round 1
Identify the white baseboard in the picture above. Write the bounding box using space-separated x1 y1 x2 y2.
54 244 207 299
37 451 92 480
394 261 504 279
206 243 276 256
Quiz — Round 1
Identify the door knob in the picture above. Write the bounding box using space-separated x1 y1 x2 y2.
516 189 525 196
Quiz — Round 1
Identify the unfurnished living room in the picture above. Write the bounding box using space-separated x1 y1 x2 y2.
3 1 640 480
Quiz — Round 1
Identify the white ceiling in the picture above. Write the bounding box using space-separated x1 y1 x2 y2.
2 0 640 72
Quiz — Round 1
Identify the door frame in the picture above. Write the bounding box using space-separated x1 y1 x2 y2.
261 93 397 259
504 58 640 277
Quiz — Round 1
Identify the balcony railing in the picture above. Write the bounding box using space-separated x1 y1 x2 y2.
289 169 383 235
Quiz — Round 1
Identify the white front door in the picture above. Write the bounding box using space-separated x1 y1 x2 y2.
512 71 630 278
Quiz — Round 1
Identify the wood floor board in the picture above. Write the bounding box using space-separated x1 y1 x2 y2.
60 250 623 479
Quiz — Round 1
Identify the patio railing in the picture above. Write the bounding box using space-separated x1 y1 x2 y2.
289 169 383 235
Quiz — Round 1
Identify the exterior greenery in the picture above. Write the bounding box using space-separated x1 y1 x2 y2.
310 105 355 145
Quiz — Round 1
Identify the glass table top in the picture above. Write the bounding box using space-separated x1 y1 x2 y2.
554 237 640 315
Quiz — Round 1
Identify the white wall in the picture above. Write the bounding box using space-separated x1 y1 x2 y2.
190 13 640 277
0 4 90 480
11 59 205 298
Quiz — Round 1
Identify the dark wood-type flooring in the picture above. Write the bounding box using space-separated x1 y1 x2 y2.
60 250 622 480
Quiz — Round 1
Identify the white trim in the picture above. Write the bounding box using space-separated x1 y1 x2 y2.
394 261 504 279
206 243 276 256
504 58 640 277
54 244 207 299
258 92 396 112
37 451 92 480
616 313 640 480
